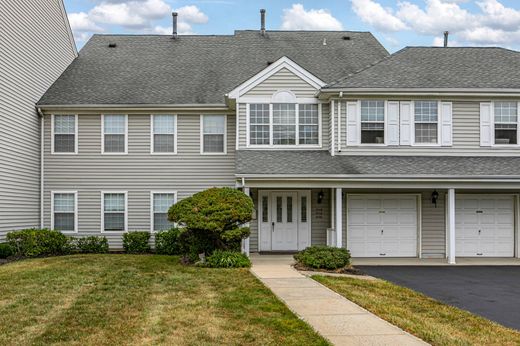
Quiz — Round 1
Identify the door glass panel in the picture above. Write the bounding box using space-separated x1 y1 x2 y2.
276 196 282 223
262 196 268 222
287 196 293 223
301 196 307 222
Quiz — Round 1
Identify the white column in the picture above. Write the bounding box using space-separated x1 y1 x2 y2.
447 188 456 264
242 186 251 257
335 188 343 248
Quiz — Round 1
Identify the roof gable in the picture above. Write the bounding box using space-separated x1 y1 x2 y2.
228 56 325 99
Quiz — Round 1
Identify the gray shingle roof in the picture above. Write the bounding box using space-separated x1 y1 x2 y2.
324 47 520 90
38 31 388 105
236 150 520 177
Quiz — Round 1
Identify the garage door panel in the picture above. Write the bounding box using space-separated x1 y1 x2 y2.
347 195 417 258
456 195 514 258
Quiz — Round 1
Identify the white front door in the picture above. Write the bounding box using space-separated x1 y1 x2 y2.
347 195 418 257
456 195 514 257
258 191 311 251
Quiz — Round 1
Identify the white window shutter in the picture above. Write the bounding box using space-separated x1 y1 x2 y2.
440 102 453 146
346 101 360 145
399 101 413 145
480 102 493 147
387 101 399 145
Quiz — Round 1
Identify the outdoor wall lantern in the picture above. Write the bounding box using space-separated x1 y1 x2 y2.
317 190 324 204
431 190 439 208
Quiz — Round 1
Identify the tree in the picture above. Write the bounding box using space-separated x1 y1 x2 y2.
168 187 253 259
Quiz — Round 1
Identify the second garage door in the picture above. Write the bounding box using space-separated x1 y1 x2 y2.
347 195 418 257
456 195 515 257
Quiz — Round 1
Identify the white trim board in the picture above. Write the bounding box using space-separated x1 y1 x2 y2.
227 56 326 99
50 190 78 233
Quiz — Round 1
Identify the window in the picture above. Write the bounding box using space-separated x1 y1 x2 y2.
301 195 307 223
273 104 296 145
52 192 77 232
53 115 77 153
414 101 438 144
151 192 176 232
249 103 320 146
360 100 385 144
102 192 126 231
250 104 270 145
261 195 268 222
103 115 126 153
494 102 517 145
152 115 176 153
299 104 319 145
201 115 226 153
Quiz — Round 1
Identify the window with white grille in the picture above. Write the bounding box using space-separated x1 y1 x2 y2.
494 102 517 145
414 101 438 144
152 115 176 153
202 115 226 153
103 115 126 153
52 192 76 232
103 193 126 231
152 192 176 231
53 115 76 153
361 100 384 144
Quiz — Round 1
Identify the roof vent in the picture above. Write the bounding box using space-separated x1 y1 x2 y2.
444 31 449 47
260 9 266 36
172 12 178 39
108 43 117 48
342 36 351 40
266 61 273 66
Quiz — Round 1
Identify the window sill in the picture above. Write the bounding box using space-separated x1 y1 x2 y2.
200 152 227 156
101 152 128 155
150 152 178 155
51 152 78 155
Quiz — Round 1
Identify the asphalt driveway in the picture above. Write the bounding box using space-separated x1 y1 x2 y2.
359 266 520 330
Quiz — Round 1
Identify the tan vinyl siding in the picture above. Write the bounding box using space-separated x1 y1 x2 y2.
244 68 317 97
0 0 76 238
43 113 236 248
421 190 446 257
338 99 520 156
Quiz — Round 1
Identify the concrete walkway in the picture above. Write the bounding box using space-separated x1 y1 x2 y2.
250 255 428 346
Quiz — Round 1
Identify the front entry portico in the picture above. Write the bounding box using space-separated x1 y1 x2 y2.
258 190 311 252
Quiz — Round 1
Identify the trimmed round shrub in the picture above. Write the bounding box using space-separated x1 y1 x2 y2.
204 250 251 268
0 243 14 259
123 231 151 254
76 236 109 253
155 228 182 255
294 246 351 270
6 229 73 257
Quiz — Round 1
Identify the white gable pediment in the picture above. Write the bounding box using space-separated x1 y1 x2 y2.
227 56 326 100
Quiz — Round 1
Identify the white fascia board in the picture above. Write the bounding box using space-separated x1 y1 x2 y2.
228 56 326 99
320 88 520 97
235 174 520 181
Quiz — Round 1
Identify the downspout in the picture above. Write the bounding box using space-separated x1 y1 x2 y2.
37 107 44 229
337 100 342 152
331 100 335 156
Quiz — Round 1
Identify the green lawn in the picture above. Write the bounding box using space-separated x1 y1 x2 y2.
313 275 520 346
0 255 328 346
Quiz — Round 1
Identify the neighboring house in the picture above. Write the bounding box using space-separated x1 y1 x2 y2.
0 0 77 240
33 11 520 264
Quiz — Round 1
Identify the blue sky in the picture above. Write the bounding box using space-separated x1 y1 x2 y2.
64 0 520 52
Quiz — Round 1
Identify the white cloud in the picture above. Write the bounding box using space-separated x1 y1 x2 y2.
175 5 209 24
350 0 520 47
351 0 407 32
281 4 343 30
68 12 104 32
89 0 171 29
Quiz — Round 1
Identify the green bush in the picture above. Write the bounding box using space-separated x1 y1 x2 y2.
155 228 182 255
123 231 151 254
294 246 351 270
204 250 251 268
168 187 253 262
76 236 109 253
0 243 14 259
6 229 73 257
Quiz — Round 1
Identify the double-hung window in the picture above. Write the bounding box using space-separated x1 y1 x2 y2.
249 104 270 145
494 102 517 145
102 192 127 232
151 115 176 153
414 101 438 144
249 103 320 146
298 104 319 145
53 115 77 153
103 115 127 153
52 192 77 232
273 104 296 145
201 115 226 154
151 192 176 232
360 100 385 144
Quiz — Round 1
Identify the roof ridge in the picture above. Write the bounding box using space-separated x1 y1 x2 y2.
324 47 408 88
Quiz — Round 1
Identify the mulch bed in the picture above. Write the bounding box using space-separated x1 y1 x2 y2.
293 262 364 275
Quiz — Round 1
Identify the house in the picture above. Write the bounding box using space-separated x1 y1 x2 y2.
0 0 77 240
31 10 520 264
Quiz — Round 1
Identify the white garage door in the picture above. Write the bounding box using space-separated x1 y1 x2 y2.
347 195 418 257
456 195 515 257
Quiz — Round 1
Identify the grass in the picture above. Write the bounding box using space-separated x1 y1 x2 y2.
0 255 328 346
313 275 520 346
